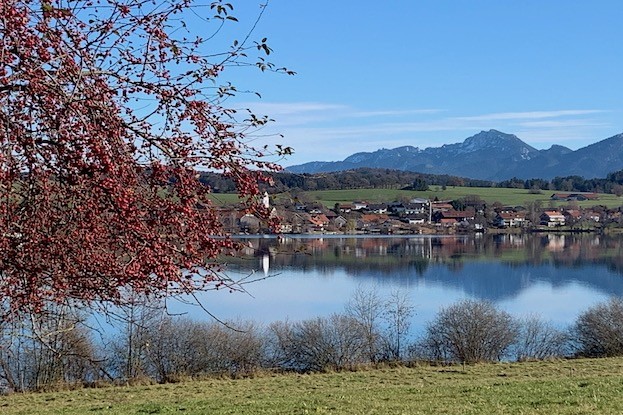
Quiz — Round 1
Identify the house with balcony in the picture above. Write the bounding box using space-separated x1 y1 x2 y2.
367 203 388 214
540 210 566 227
309 214 330 232
495 212 527 228
356 214 390 233
433 209 475 225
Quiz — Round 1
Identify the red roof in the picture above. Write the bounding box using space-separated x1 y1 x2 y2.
432 203 453 210
498 212 526 220
360 214 389 224
441 210 474 219
564 209 582 219
309 214 329 226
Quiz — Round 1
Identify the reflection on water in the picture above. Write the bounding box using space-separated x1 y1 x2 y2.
240 234 623 272
173 234 623 331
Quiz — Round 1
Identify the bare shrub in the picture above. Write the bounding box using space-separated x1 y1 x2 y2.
106 295 163 380
142 317 199 382
422 299 518 363
213 320 265 377
381 290 415 361
142 317 265 381
0 307 100 392
345 287 385 362
514 314 570 361
267 314 368 372
574 297 623 357
345 288 416 363
264 320 297 370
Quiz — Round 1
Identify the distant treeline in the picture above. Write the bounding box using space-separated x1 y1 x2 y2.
499 170 623 194
199 168 623 194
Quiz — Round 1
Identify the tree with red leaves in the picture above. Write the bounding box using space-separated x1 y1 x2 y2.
0 0 292 314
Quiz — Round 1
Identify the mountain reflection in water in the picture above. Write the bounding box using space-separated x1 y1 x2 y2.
177 234 623 328
230 234 623 301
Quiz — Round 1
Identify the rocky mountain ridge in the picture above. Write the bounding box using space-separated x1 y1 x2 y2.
286 130 623 180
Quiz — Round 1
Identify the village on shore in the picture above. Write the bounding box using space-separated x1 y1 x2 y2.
217 191 623 235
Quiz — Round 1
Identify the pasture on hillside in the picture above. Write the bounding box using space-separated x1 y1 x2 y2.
300 187 623 209
210 187 623 208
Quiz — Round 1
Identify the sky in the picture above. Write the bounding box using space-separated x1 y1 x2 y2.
212 1 623 167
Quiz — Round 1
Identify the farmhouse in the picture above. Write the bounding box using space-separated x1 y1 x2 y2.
405 200 430 215
367 203 388 214
550 192 599 201
431 202 454 212
495 212 527 228
388 201 406 214
309 214 330 232
332 215 348 229
402 214 427 225
337 204 352 213
584 210 601 222
356 214 390 233
540 210 566 227
433 210 475 224
438 218 459 226
563 209 582 223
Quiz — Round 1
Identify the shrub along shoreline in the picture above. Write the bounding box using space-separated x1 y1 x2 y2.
1 294 623 393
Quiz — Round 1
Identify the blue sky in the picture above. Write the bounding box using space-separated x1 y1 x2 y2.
216 1 623 167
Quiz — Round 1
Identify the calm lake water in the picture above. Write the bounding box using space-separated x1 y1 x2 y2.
171 233 623 333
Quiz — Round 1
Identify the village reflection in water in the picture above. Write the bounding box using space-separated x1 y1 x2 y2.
237 233 623 279
179 234 623 329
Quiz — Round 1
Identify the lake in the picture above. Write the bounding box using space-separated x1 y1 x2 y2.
170 233 623 333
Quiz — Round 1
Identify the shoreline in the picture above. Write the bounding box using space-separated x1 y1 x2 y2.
234 225 620 238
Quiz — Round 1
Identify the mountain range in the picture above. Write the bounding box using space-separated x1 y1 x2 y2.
285 130 623 181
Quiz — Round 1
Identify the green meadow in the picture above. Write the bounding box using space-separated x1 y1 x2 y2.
4 358 623 414
304 187 623 208
210 187 623 209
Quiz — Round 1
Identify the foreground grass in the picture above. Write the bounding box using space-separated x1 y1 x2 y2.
4 358 623 414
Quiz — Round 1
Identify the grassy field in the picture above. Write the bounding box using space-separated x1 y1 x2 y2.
4 358 623 414
209 187 623 209
304 187 623 209
208 192 246 205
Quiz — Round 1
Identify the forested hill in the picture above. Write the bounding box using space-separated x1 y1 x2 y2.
199 168 623 195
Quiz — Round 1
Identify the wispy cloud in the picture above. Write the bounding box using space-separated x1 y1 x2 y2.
349 109 444 118
237 101 442 125
456 109 607 122
517 120 608 128
237 101 348 116
242 102 617 165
